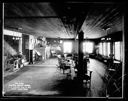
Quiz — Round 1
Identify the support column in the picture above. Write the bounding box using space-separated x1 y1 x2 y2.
110 41 114 57
19 37 22 54
77 31 86 81
29 50 33 64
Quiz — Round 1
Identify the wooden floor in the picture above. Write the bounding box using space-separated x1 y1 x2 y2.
4 58 107 97
88 59 107 97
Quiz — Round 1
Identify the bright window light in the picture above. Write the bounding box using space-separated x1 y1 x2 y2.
83 42 94 53
103 42 107 56
107 42 110 57
63 42 72 53
115 42 121 60
99 43 103 55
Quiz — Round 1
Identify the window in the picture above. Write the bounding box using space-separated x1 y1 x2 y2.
99 43 103 55
103 42 107 56
83 41 94 53
107 42 110 57
114 42 121 60
63 42 72 53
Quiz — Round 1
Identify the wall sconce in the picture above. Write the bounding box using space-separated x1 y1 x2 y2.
101 38 105 40
12 36 15 40
16 37 18 40
12 36 21 40
12 31 21 40
108 38 111 40
106 38 111 40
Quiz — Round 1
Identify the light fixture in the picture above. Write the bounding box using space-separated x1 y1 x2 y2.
101 38 105 40
106 37 111 41
12 36 15 40
13 36 21 40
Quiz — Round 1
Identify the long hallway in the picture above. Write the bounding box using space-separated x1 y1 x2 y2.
4 58 107 97
3 2 124 98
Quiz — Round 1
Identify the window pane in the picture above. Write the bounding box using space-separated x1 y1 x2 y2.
103 42 107 56
115 42 121 60
99 43 102 55
83 42 94 53
63 42 72 53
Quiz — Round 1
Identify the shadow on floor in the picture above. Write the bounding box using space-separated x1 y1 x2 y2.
4 77 91 97
48 77 91 96
4 66 31 84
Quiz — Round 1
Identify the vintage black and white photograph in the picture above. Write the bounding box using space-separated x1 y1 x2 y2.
2 1 126 99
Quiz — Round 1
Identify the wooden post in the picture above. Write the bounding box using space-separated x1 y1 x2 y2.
77 31 85 81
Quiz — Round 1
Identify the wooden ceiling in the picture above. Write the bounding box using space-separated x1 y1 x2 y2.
4 2 123 39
